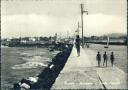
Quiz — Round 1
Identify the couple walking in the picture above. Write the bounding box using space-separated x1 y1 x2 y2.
96 51 115 67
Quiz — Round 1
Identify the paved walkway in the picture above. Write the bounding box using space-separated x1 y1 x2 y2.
84 48 127 89
51 46 127 89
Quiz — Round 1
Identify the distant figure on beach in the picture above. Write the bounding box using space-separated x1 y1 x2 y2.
103 51 108 67
75 35 80 56
96 52 101 67
110 52 115 67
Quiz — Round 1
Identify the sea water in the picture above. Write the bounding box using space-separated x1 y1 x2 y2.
1 47 59 89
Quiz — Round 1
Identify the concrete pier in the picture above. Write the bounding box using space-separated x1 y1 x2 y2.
51 46 127 89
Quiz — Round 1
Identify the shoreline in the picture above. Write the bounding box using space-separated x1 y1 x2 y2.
1 47 53 89
12 44 73 90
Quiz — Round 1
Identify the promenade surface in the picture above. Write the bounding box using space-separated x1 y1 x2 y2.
51 46 127 89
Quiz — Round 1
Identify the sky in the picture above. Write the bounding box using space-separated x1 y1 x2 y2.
1 0 127 38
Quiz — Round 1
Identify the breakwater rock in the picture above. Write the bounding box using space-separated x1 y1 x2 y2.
13 44 73 90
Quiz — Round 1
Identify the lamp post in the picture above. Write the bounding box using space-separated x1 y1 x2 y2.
81 4 88 48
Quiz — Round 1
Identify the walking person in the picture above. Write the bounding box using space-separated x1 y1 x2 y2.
75 35 80 56
103 51 108 67
96 52 101 67
110 52 114 67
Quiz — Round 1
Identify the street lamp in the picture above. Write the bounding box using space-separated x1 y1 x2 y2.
81 4 88 48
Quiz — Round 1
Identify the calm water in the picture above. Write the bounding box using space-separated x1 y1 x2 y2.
1 47 59 89
88 44 127 73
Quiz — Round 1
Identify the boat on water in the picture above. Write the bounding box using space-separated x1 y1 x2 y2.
104 36 109 48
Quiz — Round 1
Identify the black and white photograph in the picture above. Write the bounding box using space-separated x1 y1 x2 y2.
1 0 128 89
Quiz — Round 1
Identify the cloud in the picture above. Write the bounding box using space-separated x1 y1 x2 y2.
1 13 126 38
83 13 126 36
1 14 63 38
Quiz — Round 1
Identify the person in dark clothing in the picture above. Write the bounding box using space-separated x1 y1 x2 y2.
75 35 80 56
110 52 114 67
96 52 101 67
103 51 108 67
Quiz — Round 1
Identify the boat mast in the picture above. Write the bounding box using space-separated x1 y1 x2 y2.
107 36 109 47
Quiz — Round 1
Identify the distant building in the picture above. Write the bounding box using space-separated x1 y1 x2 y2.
29 37 36 42
11 38 20 42
20 37 29 44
